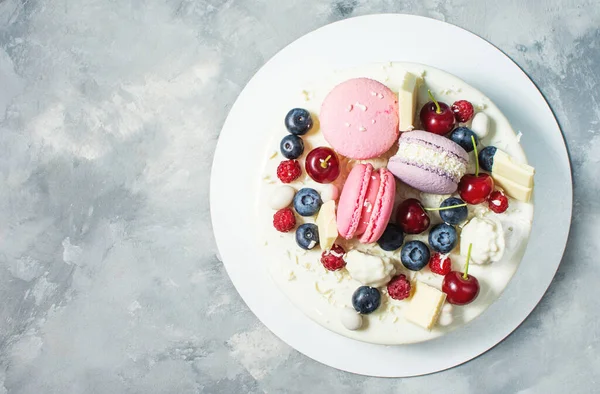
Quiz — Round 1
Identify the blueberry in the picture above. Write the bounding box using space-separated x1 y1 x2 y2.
377 223 404 251
280 134 304 159
295 223 319 250
439 197 468 225
479 146 497 172
293 188 322 216
401 240 430 271
428 223 458 254
285 108 313 135
352 286 381 314
449 126 479 152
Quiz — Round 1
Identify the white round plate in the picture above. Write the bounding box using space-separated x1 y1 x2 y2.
210 14 572 377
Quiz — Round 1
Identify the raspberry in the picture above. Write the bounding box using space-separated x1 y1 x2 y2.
273 208 296 232
488 190 509 213
429 252 452 275
387 274 411 300
451 100 474 123
276 160 301 183
320 244 346 271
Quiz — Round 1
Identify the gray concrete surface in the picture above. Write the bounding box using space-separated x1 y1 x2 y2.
0 0 598 393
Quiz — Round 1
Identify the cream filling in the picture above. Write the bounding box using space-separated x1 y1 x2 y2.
395 142 467 181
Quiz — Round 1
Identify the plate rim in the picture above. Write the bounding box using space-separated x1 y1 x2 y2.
210 13 573 377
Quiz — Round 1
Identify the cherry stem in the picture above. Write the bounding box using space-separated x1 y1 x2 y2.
463 243 473 280
472 135 479 177
427 90 441 114
320 155 331 169
425 203 467 212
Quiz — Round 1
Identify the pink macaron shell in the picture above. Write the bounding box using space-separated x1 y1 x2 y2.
336 163 373 239
359 168 396 244
387 159 458 194
320 78 399 160
355 171 381 236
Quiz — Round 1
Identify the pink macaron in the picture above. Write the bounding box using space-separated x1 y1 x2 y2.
320 78 399 160
387 130 469 194
336 163 396 244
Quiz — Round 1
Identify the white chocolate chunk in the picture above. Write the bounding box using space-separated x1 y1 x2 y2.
398 72 421 131
493 173 533 202
316 200 338 250
492 149 535 188
404 282 446 330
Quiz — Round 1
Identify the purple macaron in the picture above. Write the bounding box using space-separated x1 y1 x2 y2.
387 130 469 194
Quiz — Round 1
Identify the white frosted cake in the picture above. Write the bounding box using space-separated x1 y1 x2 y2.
257 62 534 345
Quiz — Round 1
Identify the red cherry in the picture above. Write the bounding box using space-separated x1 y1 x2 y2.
395 198 430 234
419 90 455 135
458 173 494 204
442 271 480 305
442 242 480 305
488 190 509 213
305 147 340 183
